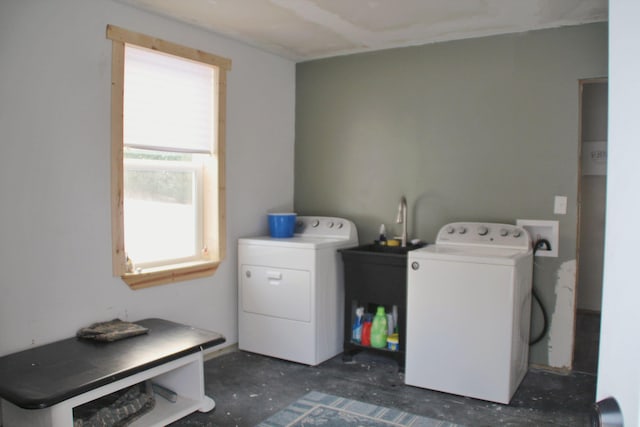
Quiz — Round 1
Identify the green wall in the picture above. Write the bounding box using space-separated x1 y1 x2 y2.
295 23 607 367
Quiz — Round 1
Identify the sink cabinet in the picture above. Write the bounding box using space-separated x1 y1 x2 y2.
339 245 410 370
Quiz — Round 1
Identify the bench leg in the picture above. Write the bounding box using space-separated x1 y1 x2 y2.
2 399 73 427
199 396 215 412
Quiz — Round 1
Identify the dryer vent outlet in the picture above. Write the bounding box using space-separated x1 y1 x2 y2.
516 219 559 257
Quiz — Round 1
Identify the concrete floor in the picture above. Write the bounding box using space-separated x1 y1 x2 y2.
171 349 597 427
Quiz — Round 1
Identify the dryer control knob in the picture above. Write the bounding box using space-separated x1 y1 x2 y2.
512 229 522 238
458 226 467 234
446 226 455 234
411 261 420 270
336 222 344 229
477 226 489 236
311 219 320 227
500 229 509 237
327 221 334 228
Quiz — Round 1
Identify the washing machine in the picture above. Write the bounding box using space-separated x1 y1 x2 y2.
238 216 358 366
405 222 533 404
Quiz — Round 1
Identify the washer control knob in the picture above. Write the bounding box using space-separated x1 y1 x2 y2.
500 229 509 237
477 226 489 236
457 226 467 234
336 222 344 229
311 219 320 228
512 229 522 238
326 221 334 228
446 226 455 234
411 262 420 270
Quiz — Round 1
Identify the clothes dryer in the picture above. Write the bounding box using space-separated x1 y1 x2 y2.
238 216 358 365
405 222 533 404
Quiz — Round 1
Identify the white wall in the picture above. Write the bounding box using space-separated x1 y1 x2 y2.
0 0 295 356
597 0 640 425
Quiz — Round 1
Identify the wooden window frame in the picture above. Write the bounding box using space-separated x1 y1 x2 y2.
107 25 231 289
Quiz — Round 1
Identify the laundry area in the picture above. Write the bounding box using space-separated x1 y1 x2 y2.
228 209 599 425
2 1 622 426
237 213 560 405
232 25 607 422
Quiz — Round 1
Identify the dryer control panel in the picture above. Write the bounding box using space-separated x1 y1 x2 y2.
295 216 357 240
435 222 531 250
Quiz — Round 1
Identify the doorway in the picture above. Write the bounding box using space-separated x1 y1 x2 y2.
574 79 608 374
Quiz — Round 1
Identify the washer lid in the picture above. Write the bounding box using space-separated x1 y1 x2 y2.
410 244 531 265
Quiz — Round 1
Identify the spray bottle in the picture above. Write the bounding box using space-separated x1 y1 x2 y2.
352 307 364 343
378 224 387 245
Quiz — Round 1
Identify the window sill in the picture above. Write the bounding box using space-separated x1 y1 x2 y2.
121 260 220 290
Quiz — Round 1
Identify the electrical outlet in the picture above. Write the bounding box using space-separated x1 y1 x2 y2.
554 196 567 215
516 219 559 257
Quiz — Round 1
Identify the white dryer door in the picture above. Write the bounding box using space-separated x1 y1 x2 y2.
241 265 311 322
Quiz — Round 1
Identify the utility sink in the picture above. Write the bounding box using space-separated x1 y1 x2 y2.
343 242 427 256
339 240 427 370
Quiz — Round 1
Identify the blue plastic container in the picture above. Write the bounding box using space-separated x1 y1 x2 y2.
268 213 297 238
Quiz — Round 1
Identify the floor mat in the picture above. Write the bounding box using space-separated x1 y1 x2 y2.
257 391 464 427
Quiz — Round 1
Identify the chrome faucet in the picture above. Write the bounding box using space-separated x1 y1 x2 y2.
395 196 408 247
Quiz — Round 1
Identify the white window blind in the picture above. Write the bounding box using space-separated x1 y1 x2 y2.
124 44 215 154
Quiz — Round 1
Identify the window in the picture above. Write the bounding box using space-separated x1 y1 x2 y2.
107 25 231 289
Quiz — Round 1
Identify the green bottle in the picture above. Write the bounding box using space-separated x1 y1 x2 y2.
370 306 388 348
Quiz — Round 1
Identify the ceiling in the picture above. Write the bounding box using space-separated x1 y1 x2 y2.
116 0 608 62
